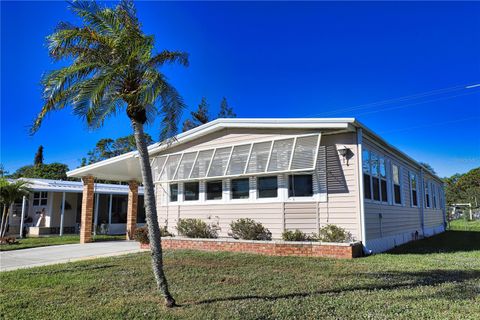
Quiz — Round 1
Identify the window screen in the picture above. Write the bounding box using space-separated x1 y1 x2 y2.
392 164 402 205
268 138 294 172
190 150 214 179
153 156 167 181
246 141 272 174
410 173 418 207
174 152 197 180
208 147 232 177
159 154 182 181
226 144 251 175
290 135 318 170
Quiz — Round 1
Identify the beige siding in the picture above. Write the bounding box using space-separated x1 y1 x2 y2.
158 202 284 238
154 130 362 241
363 136 445 243
319 133 361 240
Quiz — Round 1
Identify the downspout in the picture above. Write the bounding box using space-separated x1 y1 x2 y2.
356 128 371 255
419 168 425 237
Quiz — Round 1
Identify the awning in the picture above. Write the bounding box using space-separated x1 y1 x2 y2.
153 133 321 183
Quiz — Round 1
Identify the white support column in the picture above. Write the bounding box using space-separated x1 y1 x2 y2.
59 192 66 236
19 196 27 238
93 193 99 236
108 194 113 225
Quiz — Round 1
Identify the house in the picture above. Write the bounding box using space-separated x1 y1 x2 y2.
67 118 446 253
7 178 145 237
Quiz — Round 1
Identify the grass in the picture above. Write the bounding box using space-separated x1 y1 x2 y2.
1 230 479 319
449 218 480 232
0 234 125 251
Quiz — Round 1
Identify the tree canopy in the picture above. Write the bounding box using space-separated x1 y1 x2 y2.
444 167 480 207
87 133 153 164
34 145 44 166
182 96 236 132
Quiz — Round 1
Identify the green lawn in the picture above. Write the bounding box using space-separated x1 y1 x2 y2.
1 231 479 319
0 234 125 251
449 218 480 232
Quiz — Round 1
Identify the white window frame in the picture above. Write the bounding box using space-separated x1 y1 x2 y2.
409 171 419 208
33 191 48 206
287 173 315 201
391 163 403 206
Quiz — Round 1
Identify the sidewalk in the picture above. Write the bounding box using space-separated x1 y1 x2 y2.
0 241 145 272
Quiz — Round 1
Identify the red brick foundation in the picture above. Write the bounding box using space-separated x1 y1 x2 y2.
140 238 363 259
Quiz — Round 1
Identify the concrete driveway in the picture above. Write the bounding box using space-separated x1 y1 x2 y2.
0 241 146 272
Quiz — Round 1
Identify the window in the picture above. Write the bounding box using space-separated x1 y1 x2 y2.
379 158 388 202
432 183 437 209
362 150 372 199
257 176 278 198
392 164 402 205
169 184 178 202
231 178 249 199
33 192 48 206
206 180 223 200
288 174 313 197
371 153 381 201
410 172 418 207
184 182 199 201
424 180 430 208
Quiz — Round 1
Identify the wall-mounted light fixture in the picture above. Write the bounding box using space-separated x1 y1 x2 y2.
338 146 353 166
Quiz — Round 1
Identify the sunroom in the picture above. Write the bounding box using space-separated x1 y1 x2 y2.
152 133 326 205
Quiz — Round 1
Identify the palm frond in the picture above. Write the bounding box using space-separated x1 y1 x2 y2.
149 50 189 67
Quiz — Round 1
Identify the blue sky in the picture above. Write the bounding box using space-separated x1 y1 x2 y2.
1 1 479 177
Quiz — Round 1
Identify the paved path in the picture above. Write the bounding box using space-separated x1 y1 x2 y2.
0 241 146 272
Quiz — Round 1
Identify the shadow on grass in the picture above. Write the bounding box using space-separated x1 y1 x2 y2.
386 231 480 254
189 269 480 306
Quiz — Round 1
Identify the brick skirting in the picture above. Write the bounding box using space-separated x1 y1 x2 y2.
140 238 363 259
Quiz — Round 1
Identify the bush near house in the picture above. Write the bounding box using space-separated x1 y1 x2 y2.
229 218 272 240
176 219 219 239
282 229 314 241
317 224 353 243
133 226 173 244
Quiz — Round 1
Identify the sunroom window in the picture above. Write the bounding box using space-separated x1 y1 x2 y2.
231 178 249 199
257 176 278 198
184 182 199 201
371 153 381 201
362 150 372 199
288 174 313 197
424 181 430 208
206 181 223 200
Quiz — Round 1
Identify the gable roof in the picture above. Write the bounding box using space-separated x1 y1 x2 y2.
66 118 441 182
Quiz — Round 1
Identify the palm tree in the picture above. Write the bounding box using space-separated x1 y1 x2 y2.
0 179 31 238
30 0 188 307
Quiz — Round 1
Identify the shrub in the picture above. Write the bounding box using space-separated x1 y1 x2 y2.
317 224 353 243
133 226 172 244
0 236 17 245
229 218 272 240
282 229 313 241
176 218 219 238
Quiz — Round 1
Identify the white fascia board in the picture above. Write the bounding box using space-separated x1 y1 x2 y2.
67 151 137 178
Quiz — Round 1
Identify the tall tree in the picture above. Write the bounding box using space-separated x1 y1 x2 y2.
8 163 69 180
31 0 188 307
34 145 44 166
218 97 236 118
0 179 30 237
419 162 436 174
182 97 209 131
87 134 153 164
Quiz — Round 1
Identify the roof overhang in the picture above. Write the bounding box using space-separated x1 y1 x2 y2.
67 118 356 182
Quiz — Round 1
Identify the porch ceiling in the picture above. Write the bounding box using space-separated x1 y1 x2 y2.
67 152 143 182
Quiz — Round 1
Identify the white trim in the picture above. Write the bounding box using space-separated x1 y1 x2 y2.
288 137 298 170
357 128 366 244
59 192 66 236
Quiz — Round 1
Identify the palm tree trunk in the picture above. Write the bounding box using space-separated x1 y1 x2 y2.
0 205 7 237
131 119 175 308
1 205 10 238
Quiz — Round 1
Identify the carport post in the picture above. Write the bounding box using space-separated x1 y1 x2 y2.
93 193 99 236
126 180 138 240
59 192 65 236
19 195 27 238
108 193 113 232
80 176 95 243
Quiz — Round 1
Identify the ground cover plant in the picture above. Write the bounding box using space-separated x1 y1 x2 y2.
449 218 480 232
1 230 478 319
